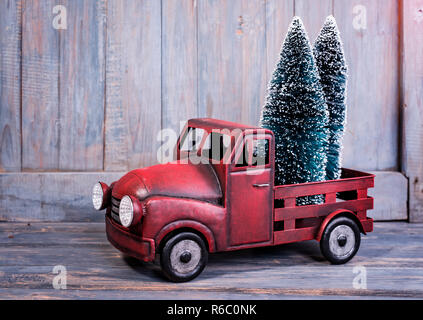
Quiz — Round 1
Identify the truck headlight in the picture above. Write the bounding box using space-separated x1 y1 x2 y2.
119 195 134 227
92 182 110 210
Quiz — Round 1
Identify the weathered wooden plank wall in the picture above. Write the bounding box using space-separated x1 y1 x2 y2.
335 0 400 172
295 0 333 41
58 0 106 171
22 0 60 170
105 0 161 170
0 0 22 172
265 0 293 81
0 172 124 222
198 0 267 126
0 0 421 222
402 0 423 223
162 0 197 144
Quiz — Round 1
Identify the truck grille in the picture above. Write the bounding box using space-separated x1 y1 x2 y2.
111 196 121 224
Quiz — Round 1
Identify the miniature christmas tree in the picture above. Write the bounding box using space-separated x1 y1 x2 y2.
260 17 329 205
314 16 348 181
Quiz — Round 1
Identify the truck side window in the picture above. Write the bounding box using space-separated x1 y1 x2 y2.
236 138 269 167
253 139 270 166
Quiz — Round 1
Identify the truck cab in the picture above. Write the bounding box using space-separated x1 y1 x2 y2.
176 118 275 248
93 118 374 282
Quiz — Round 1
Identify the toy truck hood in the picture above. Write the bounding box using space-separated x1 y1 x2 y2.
112 162 222 204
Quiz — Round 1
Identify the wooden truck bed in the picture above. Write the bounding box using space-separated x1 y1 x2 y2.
273 168 375 245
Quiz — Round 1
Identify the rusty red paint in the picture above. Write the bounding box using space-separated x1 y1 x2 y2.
100 118 375 272
155 219 217 253
112 162 222 204
106 215 155 262
315 209 367 242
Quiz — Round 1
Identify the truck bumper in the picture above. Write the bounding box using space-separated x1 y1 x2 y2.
361 217 374 233
105 215 155 262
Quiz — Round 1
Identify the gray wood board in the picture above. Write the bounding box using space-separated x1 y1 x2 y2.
0 222 422 299
368 171 408 221
162 0 198 146
294 0 333 41
334 0 400 171
0 170 407 222
265 0 294 101
0 0 417 222
197 0 267 126
402 0 423 222
58 0 106 171
0 172 125 222
21 0 60 170
104 0 162 170
0 0 22 172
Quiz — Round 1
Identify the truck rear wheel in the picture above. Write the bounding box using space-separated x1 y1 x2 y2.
320 216 361 264
160 232 208 282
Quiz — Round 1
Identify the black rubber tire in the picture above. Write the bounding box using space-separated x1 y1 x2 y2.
160 232 208 282
320 216 361 264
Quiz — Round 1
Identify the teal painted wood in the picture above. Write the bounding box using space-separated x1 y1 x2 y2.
162 0 198 145
402 0 423 222
294 0 333 42
0 0 22 172
105 0 162 170
198 0 267 126
21 0 60 170
334 0 399 171
58 0 106 170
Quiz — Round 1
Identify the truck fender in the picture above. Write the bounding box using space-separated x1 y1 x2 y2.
316 209 366 242
155 220 216 253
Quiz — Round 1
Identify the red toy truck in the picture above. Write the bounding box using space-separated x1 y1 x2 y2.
92 118 374 282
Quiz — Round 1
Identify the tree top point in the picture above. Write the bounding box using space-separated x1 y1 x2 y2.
291 16 304 26
323 15 339 28
326 15 336 22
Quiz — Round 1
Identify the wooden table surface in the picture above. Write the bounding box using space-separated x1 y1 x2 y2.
0 221 422 300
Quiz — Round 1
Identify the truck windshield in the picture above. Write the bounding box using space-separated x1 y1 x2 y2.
201 131 232 162
179 127 232 163
179 127 206 152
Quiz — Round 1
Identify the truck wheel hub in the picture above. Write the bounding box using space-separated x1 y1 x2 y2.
329 225 355 258
337 235 347 247
180 251 192 263
170 239 202 274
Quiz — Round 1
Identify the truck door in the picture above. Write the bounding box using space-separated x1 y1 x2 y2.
228 134 274 247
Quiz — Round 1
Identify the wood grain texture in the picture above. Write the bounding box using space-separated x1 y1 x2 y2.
0 172 125 222
294 0 333 42
198 0 267 126
334 0 399 171
402 0 423 222
0 222 422 299
0 0 22 172
58 0 106 170
0 170 405 223
162 0 198 144
368 171 407 221
21 0 60 170
265 0 294 93
0 0 416 222
105 0 162 170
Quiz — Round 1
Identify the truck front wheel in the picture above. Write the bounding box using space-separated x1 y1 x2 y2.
160 232 208 282
320 216 361 264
